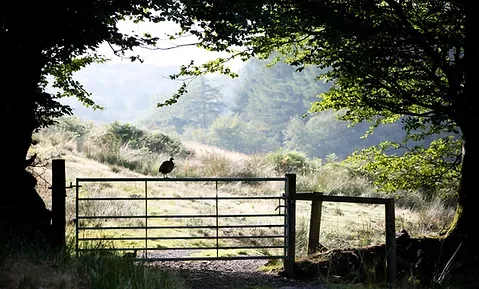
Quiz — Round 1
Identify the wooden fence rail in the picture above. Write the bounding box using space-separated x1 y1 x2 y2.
296 192 397 284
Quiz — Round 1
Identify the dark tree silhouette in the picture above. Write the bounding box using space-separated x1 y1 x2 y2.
0 1 196 246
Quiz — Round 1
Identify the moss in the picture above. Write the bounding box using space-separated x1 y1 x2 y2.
446 203 463 237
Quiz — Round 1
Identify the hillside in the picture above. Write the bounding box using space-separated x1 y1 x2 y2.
29 117 454 259
61 57 422 160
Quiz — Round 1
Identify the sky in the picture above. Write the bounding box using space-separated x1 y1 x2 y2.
97 19 244 72
57 18 245 122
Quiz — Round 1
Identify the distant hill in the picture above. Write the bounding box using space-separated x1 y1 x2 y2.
61 62 237 124
60 62 185 123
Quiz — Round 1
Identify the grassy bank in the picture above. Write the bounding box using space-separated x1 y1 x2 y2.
3 116 456 289
28 117 454 258
0 236 188 289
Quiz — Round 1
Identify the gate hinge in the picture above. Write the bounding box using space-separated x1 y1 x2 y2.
49 182 82 189
66 182 82 189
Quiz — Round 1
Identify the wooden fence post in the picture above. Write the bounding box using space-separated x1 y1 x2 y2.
51 159 66 250
308 192 323 255
284 173 296 278
385 198 397 284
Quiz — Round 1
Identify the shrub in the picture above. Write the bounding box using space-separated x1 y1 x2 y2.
296 160 373 196
266 149 317 175
55 116 94 140
81 121 191 174
108 122 191 158
108 121 145 149
83 126 122 165
141 132 191 157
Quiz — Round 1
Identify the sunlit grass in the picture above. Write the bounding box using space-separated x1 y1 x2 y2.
30 121 454 262
17 119 463 289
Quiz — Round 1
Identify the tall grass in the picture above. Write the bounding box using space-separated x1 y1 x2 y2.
31 117 455 259
0 234 188 289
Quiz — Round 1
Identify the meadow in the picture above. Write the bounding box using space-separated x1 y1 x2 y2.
30 117 454 255
2 116 454 289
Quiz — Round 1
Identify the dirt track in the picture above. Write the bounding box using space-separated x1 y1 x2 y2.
145 250 322 289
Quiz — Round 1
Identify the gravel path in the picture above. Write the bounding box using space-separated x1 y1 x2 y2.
143 250 324 289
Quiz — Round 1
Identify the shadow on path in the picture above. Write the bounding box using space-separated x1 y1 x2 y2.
152 261 323 289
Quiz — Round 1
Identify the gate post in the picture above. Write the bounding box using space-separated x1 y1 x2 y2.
51 159 66 250
385 198 397 284
284 174 296 278
308 192 323 254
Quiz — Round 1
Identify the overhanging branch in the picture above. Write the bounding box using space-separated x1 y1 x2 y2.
140 42 201 50
385 0 452 82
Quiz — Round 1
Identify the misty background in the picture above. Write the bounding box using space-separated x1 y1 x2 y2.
59 20 409 160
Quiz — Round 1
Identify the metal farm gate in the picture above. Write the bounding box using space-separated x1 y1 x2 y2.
73 175 297 275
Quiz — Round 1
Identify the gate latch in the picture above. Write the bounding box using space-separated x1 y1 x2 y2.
275 205 286 214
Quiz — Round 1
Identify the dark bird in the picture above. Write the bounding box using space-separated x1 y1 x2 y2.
159 157 175 178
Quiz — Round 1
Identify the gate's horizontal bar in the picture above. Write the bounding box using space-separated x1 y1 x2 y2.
74 255 285 261
136 255 286 261
79 245 285 251
77 213 285 219
77 177 286 182
78 235 285 241
78 224 286 230
77 196 285 201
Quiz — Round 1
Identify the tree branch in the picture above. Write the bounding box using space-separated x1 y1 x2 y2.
140 41 201 50
385 0 452 80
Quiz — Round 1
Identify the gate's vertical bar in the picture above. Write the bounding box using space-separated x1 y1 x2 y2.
385 198 397 284
145 180 148 259
284 174 296 278
75 178 79 257
283 185 287 264
52 159 66 250
278 195 282 215
215 181 219 258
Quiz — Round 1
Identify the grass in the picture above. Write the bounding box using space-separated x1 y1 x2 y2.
20 117 458 288
30 118 454 255
0 236 188 289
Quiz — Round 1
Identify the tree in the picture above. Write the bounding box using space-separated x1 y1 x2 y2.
346 136 461 204
142 76 225 133
208 115 279 153
0 0 203 245
184 76 226 129
284 111 353 158
232 56 330 143
284 110 410 159
170 0 477 240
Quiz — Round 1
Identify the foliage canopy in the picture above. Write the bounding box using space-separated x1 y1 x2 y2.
165 0 478 238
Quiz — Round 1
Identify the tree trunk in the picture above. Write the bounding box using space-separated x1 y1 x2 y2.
447 1 479 239
0 47 52 247
447 133 479 238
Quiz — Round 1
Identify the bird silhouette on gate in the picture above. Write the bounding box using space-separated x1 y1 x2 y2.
159 157 174 178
